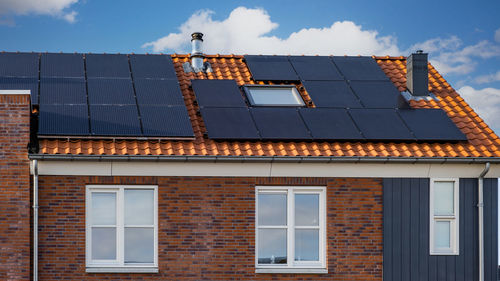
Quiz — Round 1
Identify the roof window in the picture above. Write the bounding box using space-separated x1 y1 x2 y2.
244 85 304 107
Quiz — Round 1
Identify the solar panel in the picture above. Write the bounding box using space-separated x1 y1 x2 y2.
191 80 246 108
39 78 86 105
0 52 39 77
289 56 343 80
134 79 185 106
130 54 177 79
86 54 130 78
349 108 414 140
200 107 260 140
302 81 362 108
38 104 89 135
41 53 84 78
332 56 388 81
139 105 194 137
245 55 299 81
87 78 136 105
250 107 311 140
89 105 141 136
299 108 362 140
0 77 39 105
398 109 467 141
349 80 404 108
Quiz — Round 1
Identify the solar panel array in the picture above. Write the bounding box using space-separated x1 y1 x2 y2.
0 52 193 138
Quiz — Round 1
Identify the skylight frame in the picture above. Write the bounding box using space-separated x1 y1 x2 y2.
244 85 305 107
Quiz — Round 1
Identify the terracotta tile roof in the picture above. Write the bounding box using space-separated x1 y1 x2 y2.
38 55 500 158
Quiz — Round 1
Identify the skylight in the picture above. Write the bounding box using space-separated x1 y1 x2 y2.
245 85 304 106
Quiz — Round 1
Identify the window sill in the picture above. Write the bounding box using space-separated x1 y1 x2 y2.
255 268 328 274
86 267 159 273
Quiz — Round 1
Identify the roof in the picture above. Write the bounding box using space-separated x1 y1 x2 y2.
35 54 500 158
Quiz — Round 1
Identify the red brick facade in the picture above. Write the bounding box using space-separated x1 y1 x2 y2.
0 94 31 280
37 176 383 280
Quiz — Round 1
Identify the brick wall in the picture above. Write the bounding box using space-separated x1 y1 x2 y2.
0 94 31 280
37 176 383 280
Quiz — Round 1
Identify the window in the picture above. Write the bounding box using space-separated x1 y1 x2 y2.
245 85 304 106
256 186 326 273
86 185 158 273
429 179 459 255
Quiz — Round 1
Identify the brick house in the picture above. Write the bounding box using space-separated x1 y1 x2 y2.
0 33 499 280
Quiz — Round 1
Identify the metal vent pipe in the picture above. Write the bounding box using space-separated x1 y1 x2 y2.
191 32 204 71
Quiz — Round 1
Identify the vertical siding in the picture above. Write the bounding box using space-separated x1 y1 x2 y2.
383 178 498 281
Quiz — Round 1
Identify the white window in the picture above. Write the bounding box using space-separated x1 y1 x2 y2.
429 179 459 255
255 186 326 273
86 185 158 273
245 85 304 106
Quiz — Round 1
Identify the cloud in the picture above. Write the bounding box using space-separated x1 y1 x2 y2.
0 0 79 23
458 86 500 132
475 71 500 84
142 7 401 56
495 28 500 43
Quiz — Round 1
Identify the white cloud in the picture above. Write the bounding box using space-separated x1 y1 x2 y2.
495 28 500 43
458 86 500 132
0 0 79 23
475 71 500 84
142 7 401 56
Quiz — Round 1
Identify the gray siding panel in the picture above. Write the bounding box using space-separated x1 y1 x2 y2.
383 178 498 281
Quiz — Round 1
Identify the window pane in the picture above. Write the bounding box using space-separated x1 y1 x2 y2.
91 227 116 260
258 229 287 264
258 194 287 226
434 181 454 215
91 192 116 225
125 189 154 225
295 229 319 261
249 87 303 106
295 194 319 226
435 221 451 248
124 227 154 263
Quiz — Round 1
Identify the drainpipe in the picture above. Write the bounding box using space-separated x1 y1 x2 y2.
478 162 490 281
32 160 39 281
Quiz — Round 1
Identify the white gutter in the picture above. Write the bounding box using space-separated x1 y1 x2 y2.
32 160 39 281
478 162 490 281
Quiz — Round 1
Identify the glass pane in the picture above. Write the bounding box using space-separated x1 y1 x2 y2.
258 229 287 264
295 229 319 261
435 221 451 248
249 88 303 105
125 189 154 225
91 227 116 260
295 194 319 226
258 194 287 226
125 227 154 263
434 181 454 215
91 192 116 225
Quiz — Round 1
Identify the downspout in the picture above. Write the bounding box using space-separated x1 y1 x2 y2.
478 162 490 281
32 160 38 281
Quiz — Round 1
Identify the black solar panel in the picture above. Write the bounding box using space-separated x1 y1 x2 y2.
130 54 177 79
398 109 467 141
89 105 141 136
245 55 299 81
38 104 89 135
41 53 84 78
200 107 260 139
39 78 86 105
332 56 388 81
302 80 362 108
250 108 311 140
349 108 414 140
139 105 194 137
299 108 362 140
0 52 39 77
289 56 343 80
191 80 246 108
349 80 403 108
87 78 136 105
86 54 130 78
134 79 185 106
0 77 39 105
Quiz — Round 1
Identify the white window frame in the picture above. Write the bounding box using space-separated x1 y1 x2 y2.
255 186 327 274
244 85 305 106
85 185 158 273
429 178 459 255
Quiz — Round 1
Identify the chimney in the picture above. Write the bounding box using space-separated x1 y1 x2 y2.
406 50 429 96
183 32 212 73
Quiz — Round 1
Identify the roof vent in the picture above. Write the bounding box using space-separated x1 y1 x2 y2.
183 32 212 73
406 50 429 96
